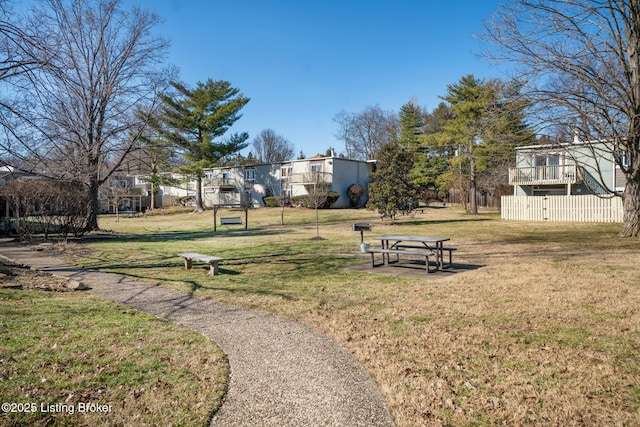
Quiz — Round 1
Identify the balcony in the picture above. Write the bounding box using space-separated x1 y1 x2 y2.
509 165 581 186
284 172 332 185
203 177 238 191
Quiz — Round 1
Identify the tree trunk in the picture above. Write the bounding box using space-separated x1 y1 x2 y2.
620 177 640 237
149 183 157 211
86 179 100 231
469 145 478 214
194 177 204 212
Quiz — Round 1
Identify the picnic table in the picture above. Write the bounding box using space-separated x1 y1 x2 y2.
370 235 454 272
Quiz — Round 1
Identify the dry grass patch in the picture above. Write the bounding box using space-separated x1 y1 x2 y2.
58 207 640 425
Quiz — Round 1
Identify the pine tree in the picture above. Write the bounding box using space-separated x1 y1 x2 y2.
438 75 533 213
398 101 424 149
154 79 250 212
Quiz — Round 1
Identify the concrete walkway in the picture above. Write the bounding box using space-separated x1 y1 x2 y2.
0 244 394 427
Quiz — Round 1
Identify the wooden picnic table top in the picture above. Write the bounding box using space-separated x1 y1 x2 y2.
374 235 450 243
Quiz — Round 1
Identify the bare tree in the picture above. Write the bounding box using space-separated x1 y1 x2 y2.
483 0 640 237
0 2 41 81
0 0 169 230
333 105 398 160
304 171 331 239
251 129 295 163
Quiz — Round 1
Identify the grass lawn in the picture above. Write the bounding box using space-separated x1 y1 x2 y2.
39 206 640 425
0 289 227 426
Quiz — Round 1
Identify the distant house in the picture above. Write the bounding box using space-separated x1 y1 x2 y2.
201 154 374 208
138 154 374 210
1 166 29 220
99 174 151 213
502 136 624 222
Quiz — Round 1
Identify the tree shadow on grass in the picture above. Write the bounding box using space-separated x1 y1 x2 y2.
94 261 301 302
83 228 287 243
79 254 318 301
391 217 493 227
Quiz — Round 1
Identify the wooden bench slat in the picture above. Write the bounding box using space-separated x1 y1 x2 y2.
220 216 242 225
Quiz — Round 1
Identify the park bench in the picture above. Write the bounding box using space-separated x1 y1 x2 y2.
220 216 242 225
366 247 433 273
178 252 224 275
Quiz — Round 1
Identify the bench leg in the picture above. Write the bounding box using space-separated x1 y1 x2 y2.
209 262 220 275
370 252 381 267
370 252 384 267
442 250 454 268
184 259 193 270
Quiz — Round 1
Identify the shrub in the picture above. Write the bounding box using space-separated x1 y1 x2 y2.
262 196 287 208
291 192 340 209
346 183 365 208
0 178 89 240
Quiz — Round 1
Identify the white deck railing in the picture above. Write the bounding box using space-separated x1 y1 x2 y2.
509 165 579 186
284 172 332 185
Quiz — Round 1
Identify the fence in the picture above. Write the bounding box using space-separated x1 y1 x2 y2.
501 195 623 222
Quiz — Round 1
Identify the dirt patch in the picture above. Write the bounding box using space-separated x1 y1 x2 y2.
0 247 89 292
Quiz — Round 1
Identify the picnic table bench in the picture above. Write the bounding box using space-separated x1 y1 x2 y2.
395 244 458 266
367 247 433 272
178 252 224 275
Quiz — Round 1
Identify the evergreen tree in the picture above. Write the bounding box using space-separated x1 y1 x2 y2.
366 140 418 223
153 79 250 212
437 75 533 213
400 103 451 202
440 75 491 214
398 101 424 148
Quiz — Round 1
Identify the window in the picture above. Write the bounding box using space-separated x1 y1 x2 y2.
533 153 563 180
244 168 255 180
534 153 562 167
281 167 292 178
619 150 629 167
311 162 323 174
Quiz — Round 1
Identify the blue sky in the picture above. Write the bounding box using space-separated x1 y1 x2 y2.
144 0 507 157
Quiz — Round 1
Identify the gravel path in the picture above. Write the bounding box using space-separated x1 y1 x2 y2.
0 244 394 426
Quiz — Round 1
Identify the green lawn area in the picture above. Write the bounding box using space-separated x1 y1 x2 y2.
7 205 640 426
0 288 227 426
